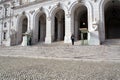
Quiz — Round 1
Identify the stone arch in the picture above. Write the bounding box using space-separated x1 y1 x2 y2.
17 13 29 44
33 9 47 44
34 7 49 18
68 1 92 41
50 3 66 42
50 2 68 17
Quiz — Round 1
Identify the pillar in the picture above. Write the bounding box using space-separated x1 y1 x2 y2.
64 13 73 43
74 18 79 40
87 3 100 45
6 20 11 46
88 19 100 45
45 17 53 44
29 14 36 44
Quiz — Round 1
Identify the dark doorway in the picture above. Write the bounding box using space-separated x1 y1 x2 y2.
54 17 58 41
79 11 88 40
105 0 120 39
54 9 65 41
38 13 46 42
74 6 88 40
38 20 41 41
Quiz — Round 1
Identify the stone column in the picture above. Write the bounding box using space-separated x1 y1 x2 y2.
6 20 11 46
45 17 53 44
21 34 27 46
29 12 35 44
88 19 100 45
64 13 73 43
14 15 20 45
87 3 100 45
74 18 79 40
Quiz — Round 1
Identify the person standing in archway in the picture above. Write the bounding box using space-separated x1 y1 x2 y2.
71 34 75 45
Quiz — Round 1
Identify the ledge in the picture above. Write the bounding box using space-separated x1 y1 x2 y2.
13 0 51 10
0 0 11 4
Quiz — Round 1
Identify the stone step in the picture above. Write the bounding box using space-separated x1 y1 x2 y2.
103 39 120 45
0 39 120 60
0 44 120 60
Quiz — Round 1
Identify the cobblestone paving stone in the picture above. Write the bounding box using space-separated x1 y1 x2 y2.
0 41 120 79
0 44 120 60
0 56 120 80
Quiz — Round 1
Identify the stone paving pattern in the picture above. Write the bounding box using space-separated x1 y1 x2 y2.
0 56 120 80
0 41 120 80
0 44 120 61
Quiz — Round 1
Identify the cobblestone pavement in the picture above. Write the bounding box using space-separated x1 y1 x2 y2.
0 43 120 61
0 56 120 80
0 41 120 79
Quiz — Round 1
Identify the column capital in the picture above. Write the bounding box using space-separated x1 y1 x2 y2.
47 17 51 21
66 13 71 18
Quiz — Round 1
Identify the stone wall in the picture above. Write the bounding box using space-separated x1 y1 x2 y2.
0 0 114 46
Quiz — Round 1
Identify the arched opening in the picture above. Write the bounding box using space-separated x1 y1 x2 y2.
33 12 46 44
22 17 27 34
38 13 46 42
105 0 120 39
74 5 88 41
20 16 28 44
54 9 65 41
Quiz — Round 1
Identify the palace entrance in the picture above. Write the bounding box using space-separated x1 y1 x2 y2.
105 0 120 39
54 9 65 41
74 5 88 41
18 16 28 44
38 13 46 42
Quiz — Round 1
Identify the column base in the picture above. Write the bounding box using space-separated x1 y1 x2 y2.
4 38 11 46
88 31 100 45
64 35 71 43
21 36 27 46
45 36 52 44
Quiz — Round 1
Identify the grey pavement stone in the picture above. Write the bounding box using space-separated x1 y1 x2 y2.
0 44 120 61
0 57 120 80
0 42 120 79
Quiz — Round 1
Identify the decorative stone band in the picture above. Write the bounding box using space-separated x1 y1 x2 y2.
47 17 51 21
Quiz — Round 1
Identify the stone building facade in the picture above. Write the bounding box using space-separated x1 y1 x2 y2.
0 0 120 46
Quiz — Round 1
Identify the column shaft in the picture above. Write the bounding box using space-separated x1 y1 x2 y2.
45 17 53 44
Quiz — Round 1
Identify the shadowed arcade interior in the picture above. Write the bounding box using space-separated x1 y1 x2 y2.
22 17 28 34
105 0 120 39
74 5 88 41
38 13 46 42
19 16 28 44
54 9 65 42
